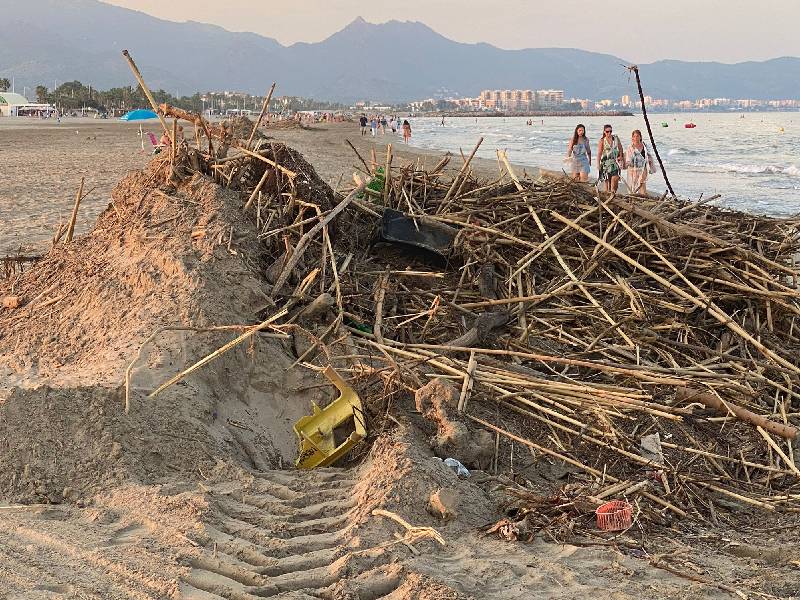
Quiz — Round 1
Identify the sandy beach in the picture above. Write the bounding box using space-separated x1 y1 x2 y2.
0 118 530 255
1 115 798 600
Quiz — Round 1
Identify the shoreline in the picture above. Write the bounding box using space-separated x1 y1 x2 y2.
426 110 634 118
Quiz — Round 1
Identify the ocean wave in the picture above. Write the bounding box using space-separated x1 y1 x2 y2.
718 163 800 176
668 148 698 156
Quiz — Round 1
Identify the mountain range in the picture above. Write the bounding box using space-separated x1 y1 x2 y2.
1 0 798 102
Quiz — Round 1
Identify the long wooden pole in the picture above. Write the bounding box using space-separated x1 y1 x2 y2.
628 65 675 197
246 82 276 149
64 177 85 243
676 388 797 440
122 49 170 135
148 309 288 398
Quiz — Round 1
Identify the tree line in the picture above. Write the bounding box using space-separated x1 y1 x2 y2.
18 80 347 114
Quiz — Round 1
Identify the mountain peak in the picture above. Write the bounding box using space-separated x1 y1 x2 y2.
346 16 369 28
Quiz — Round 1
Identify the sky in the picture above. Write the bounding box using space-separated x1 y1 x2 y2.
103 0 799 63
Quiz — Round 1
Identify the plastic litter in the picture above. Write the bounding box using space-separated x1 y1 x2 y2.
442 457 470 478
596 500 633 531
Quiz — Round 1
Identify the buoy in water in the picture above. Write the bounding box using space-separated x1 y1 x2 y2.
684 123 697 129
661 122 669 127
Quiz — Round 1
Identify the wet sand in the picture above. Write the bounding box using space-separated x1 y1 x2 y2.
1 118 533 255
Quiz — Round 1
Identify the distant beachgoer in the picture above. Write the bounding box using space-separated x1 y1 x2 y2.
440 116 445 127
566 123 591 182
597 124 624 192
370 117 378 137
402 120 412 144
389 117 397 133
159 131 171 147
625 129 655 195
380 116 388 134
359 114 368 136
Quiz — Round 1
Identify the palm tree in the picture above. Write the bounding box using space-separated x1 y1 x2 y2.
35 85 49 103
0 78 10 92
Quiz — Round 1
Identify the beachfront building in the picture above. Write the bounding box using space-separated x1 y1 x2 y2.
0 92 55 117
535 89 565 108
478 89 563 110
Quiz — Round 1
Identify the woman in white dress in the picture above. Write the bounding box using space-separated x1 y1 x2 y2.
625 130 656 195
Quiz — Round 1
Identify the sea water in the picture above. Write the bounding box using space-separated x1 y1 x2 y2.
404 113 800 216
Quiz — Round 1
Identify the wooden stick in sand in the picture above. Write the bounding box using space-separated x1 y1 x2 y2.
345 139 372 175
64 177 85 243
147 309 288 399
246 82 276 150
122 50 170 136
383 144 393 203
626 65 675 197
243 167 272 212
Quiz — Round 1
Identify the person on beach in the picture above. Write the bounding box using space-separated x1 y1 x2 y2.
597 124 625 192
625 129 656 195
402 120 412 144
389 117 397 134
370 117 378 137
380 116 388 134
359 114 368 136
566 124 591 182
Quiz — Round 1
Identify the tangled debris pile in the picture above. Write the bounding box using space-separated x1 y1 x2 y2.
247 138 800 525
113 101 800 527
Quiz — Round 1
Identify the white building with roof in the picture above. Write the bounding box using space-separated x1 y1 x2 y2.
0 92 54 116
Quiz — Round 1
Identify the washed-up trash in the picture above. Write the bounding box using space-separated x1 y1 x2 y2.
293 365 367 469
640 433 664 467
376 208 458 257
443 457 470 478
596 500 633 531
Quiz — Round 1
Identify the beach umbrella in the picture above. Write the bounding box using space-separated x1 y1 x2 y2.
120 109 158 121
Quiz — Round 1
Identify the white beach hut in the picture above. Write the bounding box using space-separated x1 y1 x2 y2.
0 92 54 116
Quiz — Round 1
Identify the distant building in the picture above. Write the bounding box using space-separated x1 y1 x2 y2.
0 92 54 117
535 89 565 108
478 88 564 110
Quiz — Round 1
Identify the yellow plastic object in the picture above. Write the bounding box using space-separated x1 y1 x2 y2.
293 365 367 469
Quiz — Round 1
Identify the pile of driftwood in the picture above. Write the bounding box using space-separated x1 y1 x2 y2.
253 139 800 522
116 50 800 523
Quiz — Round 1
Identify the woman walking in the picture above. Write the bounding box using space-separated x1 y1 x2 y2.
565 124 591 182
402 119 412 144
597 125 625 192
625 129 655 195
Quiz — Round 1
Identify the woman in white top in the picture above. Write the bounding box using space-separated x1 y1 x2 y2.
566 124 591 182
625 130 656 195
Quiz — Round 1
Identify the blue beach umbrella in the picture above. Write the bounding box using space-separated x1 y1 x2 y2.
120 109 158 121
